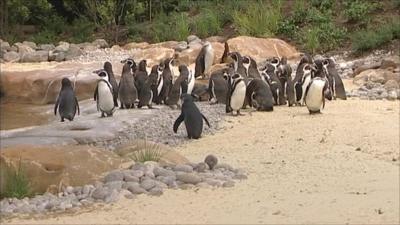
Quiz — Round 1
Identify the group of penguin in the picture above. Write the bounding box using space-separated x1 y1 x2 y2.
54 41 347 139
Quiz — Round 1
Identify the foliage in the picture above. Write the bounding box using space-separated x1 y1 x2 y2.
1 160 32 199
116 140 164 163
192 8 222 38
343 0 377 24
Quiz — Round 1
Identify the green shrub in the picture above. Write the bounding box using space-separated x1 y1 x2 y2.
343 0 377 23
233 0 282 37
1 160 31 199
311 0 335 11
302 27 320 54
192 8 222 38
300 22 346 53
128 142 164 163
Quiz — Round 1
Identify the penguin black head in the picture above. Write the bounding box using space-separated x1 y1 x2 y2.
138 60 147 71
228 52 242 62
103 61 113 73
164 58 175 68
121 58 136 70
181 93 196 103
178 64 189 74
242 56 250 65
61 78 72 89
93 69 109 80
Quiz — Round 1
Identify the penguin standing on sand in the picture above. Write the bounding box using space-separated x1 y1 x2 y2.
322 58 347 100
103 62 119 107
160 58 174 104
208 67 232 104
295 64 315 105
121 58 137 75
260 63 285 105
173 94 211 139
118 63 137 109
195 41 214 79
225 73 247 116
149 64 164 104
305 77 329 114
54 78 80 122
93 69 116 117
245 79 274 111
166 65 189 108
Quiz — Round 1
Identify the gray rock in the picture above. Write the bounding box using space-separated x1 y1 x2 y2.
22 41 37 49
156 175 176 186
222 180 235 188
65 186 74 194
92 39 109 48
38 44 55 51
0 41 11 51
104 171 124 183
176 173 202 184
233 174 248 180
131 163 146 171
20 50 49 62
205 155 218 170
55 42 70 52
49 50 65 62
140 179 156 190
175 41 188 51
387 90 398 100
82 185 94 195
195 162 208 172
83 45 99 52
148 186 164 196
127 184 147 194
174 164 193 173
91 187 110 200
124 174 140 182
196 182 211 188
214 163 233 171
205 178 222 187
105 189 119 203
105 181 123 190
3 51 20 62
64 45 83 60
119 189 135 199
73 186 83 195
187 35 201 44
154 167 176 177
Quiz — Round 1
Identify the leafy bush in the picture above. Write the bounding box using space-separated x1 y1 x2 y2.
1 160 31 199
300 22 346 53
311 0 335 11
343 0 377 23
192 8 222 38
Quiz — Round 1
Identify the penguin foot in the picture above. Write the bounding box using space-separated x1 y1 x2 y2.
61 118 65 122
237 110 245 116
101 112 106 118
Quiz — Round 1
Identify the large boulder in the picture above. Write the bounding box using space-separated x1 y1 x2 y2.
0 145 124 195
226 36 300 63
38 44 55 51
354 69 400 86
92 38 109 48
20 50 49 63
22 41 38 50
131 47 175 67
54 42 70 52
3 51 20 62
123 42 150 50
0 40 11 51
65 44 84 60
14 42 35 55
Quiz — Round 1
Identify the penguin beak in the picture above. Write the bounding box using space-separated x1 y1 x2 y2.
120 59 126 64
93 69 101 74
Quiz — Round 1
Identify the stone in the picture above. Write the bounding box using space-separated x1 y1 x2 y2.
91 187 110 200
156 176 176 186
214 163 233 171
55 42 70 52
3 51 20 62
38 44 55 51
153 167 176 177
195 162 208 172
119 189 135 199
196 182 211 188
1 41 11 51
127 184 147 194
131 47 174 67
0 145 123 196
14 42 35 55
158 150 190 167
179 183 195 190
222 180 235 188
122 181 139 189
92 39 109 48
105 189 120 203
20 50 49 62
174 164 193 173
175 41 188 51
124 174 140 182
140 179 156 191
65 186 74 194
187 35 201 44
205 178 223 187
22 41 37 50
65 45 83 60
380 56 400 69
204 154 218 170
104 171 124 183
131 170 145 178
123 42 150 50
176 173 201 184
384 80 399 90
233 174 248 180
83 45 99 52
148 186 164 196
105 181 123 191
48 50 65 62
387 90 398 100
110 45 122 52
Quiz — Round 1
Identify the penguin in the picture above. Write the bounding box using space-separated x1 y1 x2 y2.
103 61 119 107
166 65 189 108
173 94 211 139
191 83 210 101
260 63 285 105
121 58 137 75
245 79 274 111
242 56 261 79
54 78 80 122
194 41 214 79
186 68 195 95
208 67 231 104
149 64 164 104
225 73 247 116
160 58 174 104
137 76 154 109
322 58 347 100
305 77 329 114
93 69 116 117
295 64 315 105
276 57 295 106
227 52 247 77
118 63 137 109
220 42 230 64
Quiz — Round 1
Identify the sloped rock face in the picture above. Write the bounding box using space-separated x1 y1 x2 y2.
0 145 124 195
226 36 300 63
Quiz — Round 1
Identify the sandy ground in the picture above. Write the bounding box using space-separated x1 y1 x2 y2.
4 99 400 224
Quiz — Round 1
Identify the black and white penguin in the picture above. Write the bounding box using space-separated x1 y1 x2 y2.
160 58 174 104
208 67 231 104
295 64 315 105
220 42 230 64
242 56 261 79
93 69 116 117
186 68 195 95
227 52 247 77
194 41 214 79
118 63 137 109
260 63 285 105
305 77 329 114
225 73 247 116
54 78 80 122
173 94 211 139
166 65 189 108
276 57 295 106
103 61 119 107
322 58 347 100
121 58 137 75
149 64 164 104
245 79 274 111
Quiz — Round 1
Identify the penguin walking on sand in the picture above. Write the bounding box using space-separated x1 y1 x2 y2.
225 73 247 116
103 61 119 107
93 69 116 117
118 63 137 109
305 77 330 114
195 41 214 79
173 94 211 139
54 78 80 122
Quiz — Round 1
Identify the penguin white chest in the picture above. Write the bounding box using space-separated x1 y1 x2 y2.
301 75 312 104
187 71 195 94
98 82 114 112
230 81 246 111
305 79 325 112
204 46 214 73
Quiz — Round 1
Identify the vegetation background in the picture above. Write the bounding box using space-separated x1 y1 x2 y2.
0 0 399 54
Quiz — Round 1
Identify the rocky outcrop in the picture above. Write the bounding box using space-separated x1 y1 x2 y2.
0 145 124 195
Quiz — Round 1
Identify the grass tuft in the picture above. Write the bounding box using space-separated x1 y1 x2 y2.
1 159 31 199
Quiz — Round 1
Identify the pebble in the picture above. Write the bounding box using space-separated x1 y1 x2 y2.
91 187 110 200
104 171 124 183
176 173 202 184
148 187 164 196
174 164 194 173
154 167 176 177
105 181 123 191
140 179 157 191
195 162 208 172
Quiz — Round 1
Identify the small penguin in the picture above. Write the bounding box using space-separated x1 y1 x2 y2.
322 58 347 100
160 58 174 104
208 67 231 104
173 94 211 139
225 73 247 116
93 69 116 117
305 77 329 114
194 41 214 79
118 63 137 109
295 64 315 105
103 61 119 107
54 78 80 122
245 79 274 111
242 56 261 79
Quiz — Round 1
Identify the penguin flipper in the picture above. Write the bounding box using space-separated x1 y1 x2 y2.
304 80 312 105
201 114 211 128
75 97 80 115
94 86 98 101
54 96 60 115
173 113 184 133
